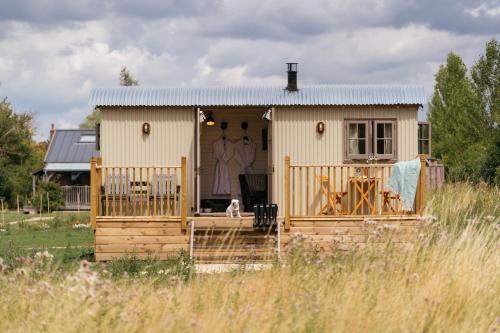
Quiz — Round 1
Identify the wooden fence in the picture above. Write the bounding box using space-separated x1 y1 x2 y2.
90 157 188 230
61 185 90 210
284 155 427 230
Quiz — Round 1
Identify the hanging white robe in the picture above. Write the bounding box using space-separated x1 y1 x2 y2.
213 138 235 195
235 137 256 174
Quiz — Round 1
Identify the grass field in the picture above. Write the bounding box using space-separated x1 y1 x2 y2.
0 211 93 267
0 183 498 332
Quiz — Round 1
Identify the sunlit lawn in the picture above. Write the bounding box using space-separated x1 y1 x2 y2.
0 211 93 264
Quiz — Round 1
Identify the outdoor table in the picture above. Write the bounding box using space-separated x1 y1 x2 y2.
348 176 379 215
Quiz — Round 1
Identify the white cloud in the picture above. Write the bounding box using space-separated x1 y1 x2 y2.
0 1 498 140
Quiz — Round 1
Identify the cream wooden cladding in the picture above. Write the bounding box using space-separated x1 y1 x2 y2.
273 106 419 212
100 107 195 212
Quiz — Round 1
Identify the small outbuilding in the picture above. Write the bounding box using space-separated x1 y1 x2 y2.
34 126 99 210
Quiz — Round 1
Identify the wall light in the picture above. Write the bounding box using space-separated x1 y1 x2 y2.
206 113 215 126
316 121 325 134
262 108 272 121
142 122 151 135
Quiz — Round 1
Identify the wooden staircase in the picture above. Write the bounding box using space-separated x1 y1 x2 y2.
189 217 278 263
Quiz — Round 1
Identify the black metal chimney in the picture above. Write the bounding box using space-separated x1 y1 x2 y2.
286 63 298 91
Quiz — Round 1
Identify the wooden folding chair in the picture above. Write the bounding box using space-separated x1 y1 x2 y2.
316 175 347 215
381 190 402 214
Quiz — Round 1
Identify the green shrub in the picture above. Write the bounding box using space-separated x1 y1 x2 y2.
32 179 64 211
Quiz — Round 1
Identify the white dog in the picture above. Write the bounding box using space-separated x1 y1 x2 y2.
226 199 242 218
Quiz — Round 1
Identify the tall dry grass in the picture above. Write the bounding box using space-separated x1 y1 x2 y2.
0 183 498 332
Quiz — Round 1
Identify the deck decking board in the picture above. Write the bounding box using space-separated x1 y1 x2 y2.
94 215 424 262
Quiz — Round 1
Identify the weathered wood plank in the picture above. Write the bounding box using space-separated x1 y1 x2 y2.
95 235 189 245
96 252 185 261
96 243 189 253
96 228 185 236
289 226 419 235
97 222 183 228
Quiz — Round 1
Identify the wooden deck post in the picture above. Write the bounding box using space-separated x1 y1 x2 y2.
90 157 97 230
284 156 291 230
416 154 427 214
181 156 187 230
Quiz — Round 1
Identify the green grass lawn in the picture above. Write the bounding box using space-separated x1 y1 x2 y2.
0 210 89 224
0 211 94 267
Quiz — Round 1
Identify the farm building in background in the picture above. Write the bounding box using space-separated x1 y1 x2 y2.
33 125 99 210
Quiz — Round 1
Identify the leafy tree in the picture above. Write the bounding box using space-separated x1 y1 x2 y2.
428 53 484 180
471 39 500 129
471 39 500 184
429 39 500 184
0 98 43 206
119 66 139 86
79 107 101 129
80 66 139 128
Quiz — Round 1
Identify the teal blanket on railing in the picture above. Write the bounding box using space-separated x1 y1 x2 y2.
387 158 421 210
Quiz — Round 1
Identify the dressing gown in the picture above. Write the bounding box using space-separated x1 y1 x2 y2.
235 137 256 174
213 138 235 195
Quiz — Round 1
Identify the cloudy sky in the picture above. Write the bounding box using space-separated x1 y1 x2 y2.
0 0 499 140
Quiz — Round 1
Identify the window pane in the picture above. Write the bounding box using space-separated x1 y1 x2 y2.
79 135 95 143
349 139 359 154
384 139 392 154
349 124 358 139
358 124 366 138
418 124 422 138
358 139 366 154
385 123 392 138
422 141 429 154
376 123 384 139
422 124 429 138
418 140 423 154
377 139 384 154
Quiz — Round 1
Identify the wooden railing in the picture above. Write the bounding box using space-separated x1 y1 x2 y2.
284 155 427 230
90 157 188 230
61 185 90 209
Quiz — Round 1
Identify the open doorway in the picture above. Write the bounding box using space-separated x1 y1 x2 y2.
198 108 270 214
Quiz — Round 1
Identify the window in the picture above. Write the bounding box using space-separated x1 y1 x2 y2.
345 119 396 160
347 120 369 159
79 135 96 143
418 122 431 155
374 121 394 159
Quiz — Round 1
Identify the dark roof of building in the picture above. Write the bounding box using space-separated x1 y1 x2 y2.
89 85 426 108
45 129 99 163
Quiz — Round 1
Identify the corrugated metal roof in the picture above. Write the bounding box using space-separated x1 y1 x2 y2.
45 129 99 165
89 85 426 107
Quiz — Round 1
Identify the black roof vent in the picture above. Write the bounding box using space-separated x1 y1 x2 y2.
286 63 298 92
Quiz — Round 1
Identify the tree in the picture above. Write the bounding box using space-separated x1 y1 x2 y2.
471 39 500 129
471 39 500 184
0 98 43 206
79 107 101 129
119 66 139 86
429 39 500 184
80 66 139 128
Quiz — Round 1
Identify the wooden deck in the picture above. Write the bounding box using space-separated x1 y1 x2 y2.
91 155 429 262
94 215 425 262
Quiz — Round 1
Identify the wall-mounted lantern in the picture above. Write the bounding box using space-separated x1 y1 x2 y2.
206 113 215 126
316 121 325 134
142 122 151 135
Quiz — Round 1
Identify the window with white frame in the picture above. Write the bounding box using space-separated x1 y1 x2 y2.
345 119 396 160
